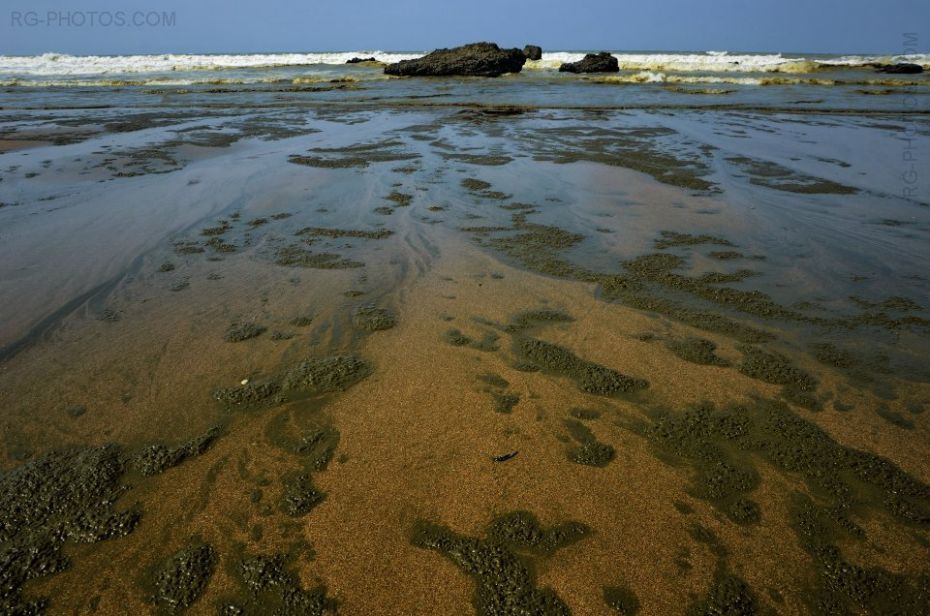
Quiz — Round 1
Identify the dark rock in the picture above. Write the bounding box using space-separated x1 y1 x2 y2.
558 52 619 73
523 45 543 61
875 63 924 74
346 56 377 64
384 42 527 77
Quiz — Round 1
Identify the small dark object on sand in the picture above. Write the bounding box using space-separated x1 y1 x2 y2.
493 451 519 462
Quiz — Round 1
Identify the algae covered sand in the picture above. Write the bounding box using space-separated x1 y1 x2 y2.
0 94 929 616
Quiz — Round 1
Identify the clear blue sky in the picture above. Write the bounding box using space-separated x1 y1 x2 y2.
3 0 928 55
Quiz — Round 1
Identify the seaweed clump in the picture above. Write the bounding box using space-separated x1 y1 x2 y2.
0 445 139 612
280 472 324 516
274 245 364 269
281 356 372 394
224 322 266 343
352 305 397 332
411 511 588 615
686 564 760 616
790 493 930 614
516 337 648 396
134 427 220 476
666 337 730 366
738 346 819 410
654 231 733 250
645 396 930 532
145 543 217 613
214 356 370 411
295 227 393 240
219 553 335 616
564 419 615 467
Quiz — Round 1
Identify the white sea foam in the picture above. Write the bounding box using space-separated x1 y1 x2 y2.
527 51 930 73
0 50 927 82
0 51 420 76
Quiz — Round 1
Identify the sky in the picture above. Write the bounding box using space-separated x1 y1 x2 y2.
2 0 929 56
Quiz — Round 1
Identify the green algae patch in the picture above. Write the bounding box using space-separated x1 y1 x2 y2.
666 337 730 366
0 445 140 613
411 511 588 616
790 493 930 615
265 415 339 472
621 253 807 323
644 396 930 532
144 543 217 613
280 471 324 516
224 322 267 343
516 337 648 396
295 227 393 240
174 241 205 255
570 408 602 421
485 511 589 556
443 328 471 346
708 250 746 260
213 381 282 407
205 237 237 253
441 152 513 166
615 292 774 344
462 178 492 192
728 156 859 195
485 222 591 281
274 245 364 269
200 221 232 237
352 305 397 332
563 419 615 467
214 356 369 412
288 155 369 168
654 231 733 250
282 356 371 394
809 342 857 369
219 553 335 616
603 585 640 614
386 191 413 207
686 563 761 616
876 405 915 430
645 403 761 525
506 310 575 332
478 373 520 414
492 392 521 414
134 427 220 476
737 346 820 409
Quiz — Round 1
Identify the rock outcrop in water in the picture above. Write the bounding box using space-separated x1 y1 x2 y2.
383 42 527 77
523 45 543 61
874 62 924 74
558 52 619 73
346 57 377 64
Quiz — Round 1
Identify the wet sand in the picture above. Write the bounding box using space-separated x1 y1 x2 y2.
1 104 929 615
